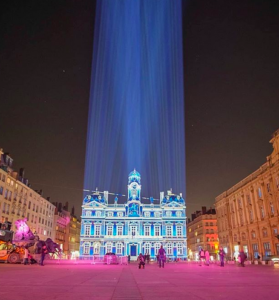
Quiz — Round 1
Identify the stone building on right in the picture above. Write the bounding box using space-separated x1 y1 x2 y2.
215 129 279 260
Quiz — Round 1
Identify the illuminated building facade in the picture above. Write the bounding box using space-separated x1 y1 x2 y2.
0 149 55 240
215 129 279 260
187 207 218 260
80 170 187 260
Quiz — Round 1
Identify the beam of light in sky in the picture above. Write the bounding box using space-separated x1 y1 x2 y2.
84 0 186 202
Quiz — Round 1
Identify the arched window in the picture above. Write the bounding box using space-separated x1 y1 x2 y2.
106 242 112 253
83 242 90 255
85 211 91 217
154 212 160 218
241 233 246 241
96 211 101 217
176 211 182 217
144 212 150 217
116 243 122 255
117 212 123 217
251 231 256 239
166 211 172 217
144 243 151 255
177 243 183 255
233 234 237 242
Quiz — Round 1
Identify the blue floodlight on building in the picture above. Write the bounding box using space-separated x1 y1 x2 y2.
80 171 187 260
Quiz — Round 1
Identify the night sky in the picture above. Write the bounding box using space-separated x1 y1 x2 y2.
0 0 279 218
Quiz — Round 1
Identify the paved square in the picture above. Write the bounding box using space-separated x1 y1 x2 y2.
1 262 279 300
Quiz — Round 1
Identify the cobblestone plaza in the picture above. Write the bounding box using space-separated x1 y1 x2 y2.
1 262 279 300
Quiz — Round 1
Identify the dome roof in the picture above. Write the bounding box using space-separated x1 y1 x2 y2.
129 169 141 178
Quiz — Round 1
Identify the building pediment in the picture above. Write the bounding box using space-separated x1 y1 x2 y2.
83 200 107 209
162 201 183 208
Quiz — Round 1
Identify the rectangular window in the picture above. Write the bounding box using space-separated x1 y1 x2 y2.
177 226 182 237
28 201 31 209
166 225 172 236
155 226 160 236
258 188 262 198
107 225 113 235
263 230 268 237
130 226 137 236
4 190 8 199
85 225 91 236
264 242 271 256
252 244 258 251
144 226 150 236
177 244 183 255
84 243 90 254
116 243 122 254
117 226 123 236
267 183 271 193
95 225 101 236
263 242 270 250
276 244 279 255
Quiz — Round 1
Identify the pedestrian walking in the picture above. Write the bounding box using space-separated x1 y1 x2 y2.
205 250 210 266
138 253 145 269
219 247 225 267
238 250 247 267
158 245 166 268
24 246 29 265
199 248 205 266
40 244 48 266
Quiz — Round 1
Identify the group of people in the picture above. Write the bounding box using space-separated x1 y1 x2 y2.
23 245 48 266
199 247 247 267
137 246 166 269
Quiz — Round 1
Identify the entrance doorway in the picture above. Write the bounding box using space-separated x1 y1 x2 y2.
130 244 138 260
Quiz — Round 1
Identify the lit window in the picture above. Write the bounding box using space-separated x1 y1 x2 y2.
116 243 122 254
94 243 100 254
84 242 90 254
117 226 123 236
144 226 150 236
176 211 182 217
166 225 172 236
166 243 172 255
85 224 91 236
95 225 101 236
155 243 161 254
260 206 265 218
176 226 183 237
258 188 262 198
107 212 113 217
166 211 172 217
144 212 150 217
154 212 160 218
117 212 123 217
96 211 101 217
86 211 91 217
107 225 113 235
130 225 137 236
270 203 275 215
144 243 151 255
106 242 112 253
155 226 160 236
